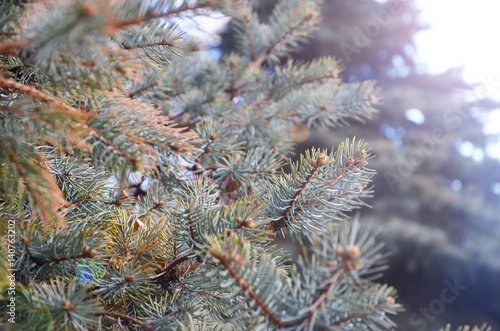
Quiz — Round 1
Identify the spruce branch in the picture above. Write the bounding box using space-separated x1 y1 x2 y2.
251 0 320 67
265 139 374 233
244 20 256 61
0 0 410 329
252 11 317 68
122 40 177 50
190 118 242 171
203 234 288 328
138 200 166 220
68 195 94 206
330 301 381 326
208 245 286 328
87 94 202 172
129 81 159 99
1 137 68 227
99 311 157 331
107 210 172 268
110 1 213 30
46 245 98 264
280 221 401 329
21 236 31 256
0 38 28 55
0 73 84 114
270 152 324 232
160 254 190 275
0 31 17 37
32 278 101 330
186 205 198 243
270 57 342 98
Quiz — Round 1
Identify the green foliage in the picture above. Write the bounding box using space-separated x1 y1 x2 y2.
265 140 374 235
0 0 403 330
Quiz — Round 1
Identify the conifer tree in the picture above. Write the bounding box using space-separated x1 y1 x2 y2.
251 0 500 327
0 0 412 329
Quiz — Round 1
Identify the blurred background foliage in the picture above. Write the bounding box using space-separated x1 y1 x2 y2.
218 0 500 328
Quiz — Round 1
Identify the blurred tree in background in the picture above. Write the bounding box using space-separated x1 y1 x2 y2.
220 0 500 328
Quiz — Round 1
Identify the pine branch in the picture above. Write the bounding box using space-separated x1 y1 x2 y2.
129 81 159 99
110 2 213 31
186 206 198 243
0 39 28 55
88 129 141 169
0 104 52 123
331 302 381 326
268 154 325 232
3 146 67 227
122 40 177 50
0 1 409 329
265 140 373 233
208 245 285 328
304 269 346 325
100 311 157 331
0 31 17 37
252 12 317 68
242 14 256 61
46 245 97 264
0 74 84 114
138 200 165 219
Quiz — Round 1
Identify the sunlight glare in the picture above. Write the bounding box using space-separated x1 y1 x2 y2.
414 0 500 159
414 0 500 91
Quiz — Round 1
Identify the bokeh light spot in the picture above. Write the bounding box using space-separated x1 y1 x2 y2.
451 179 462 191
405 108 426 125
289 123 309 143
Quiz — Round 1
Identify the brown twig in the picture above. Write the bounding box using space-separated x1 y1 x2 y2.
128 81 159 99
251 12 316 68
122 41 177 50
208 247 285 328
243 14 256 61
139 240 172 272
48 245 97 264
0 39 29 56
0 74 82 114
21 236 31 255
331 303 381 326
265 155 324 232
138 201 165 219
135 236 161 255
186 207 197 243
6 150 65 227
69 195 93 206
161 254 189 272
304 269 345 324
110 1 212 30
0 32 17 37
99 311 157 331
266 151 367 232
